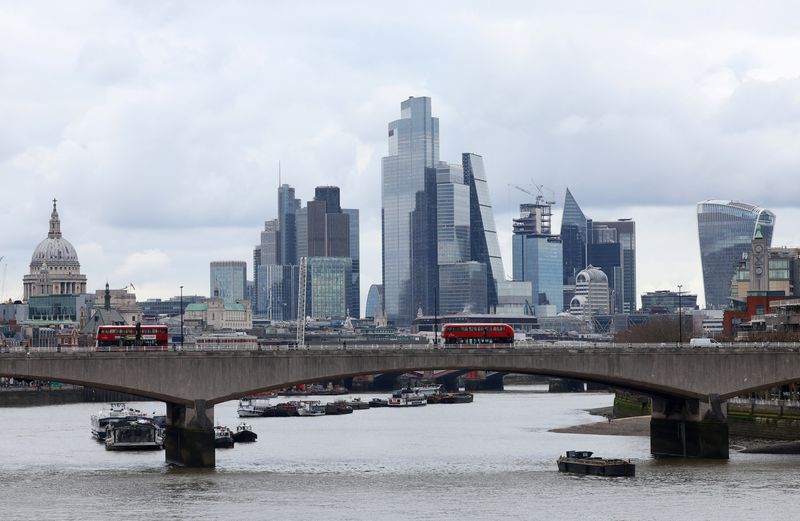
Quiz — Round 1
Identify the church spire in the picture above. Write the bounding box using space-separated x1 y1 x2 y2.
48 198 62 239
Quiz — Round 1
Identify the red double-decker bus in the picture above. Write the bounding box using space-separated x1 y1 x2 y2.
95 325 169 351
441 323 515 345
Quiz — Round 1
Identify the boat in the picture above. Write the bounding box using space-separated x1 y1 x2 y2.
414 385 445 398
104 419 163 451
387 388 427 407
325 400 354 415
214 425 235 448
556 451 635 477
441 391 474 404
90 402 148 441
346 398 370 410
232 422 258 442
368 398 389 408
297 401 327 417
237 396 272 417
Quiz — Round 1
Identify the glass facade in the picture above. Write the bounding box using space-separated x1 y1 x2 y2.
641 290 698 313
464 153 505 308
343 208 360 318
436 164 470 264
588 241 623 313
697 201 775 309
307 257 352 319
438 262 488 315
28 295 83 322
591 220 636 313
513 234 564 312
256 264 298 320
365 284 383 319
210 261 247 305
560 188 587 285
382 96 439 325
278 184 300 266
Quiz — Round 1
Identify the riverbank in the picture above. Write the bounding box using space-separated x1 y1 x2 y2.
550 407 800 454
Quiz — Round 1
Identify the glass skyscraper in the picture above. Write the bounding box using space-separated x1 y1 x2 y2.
210 261 247 305
590 219 636 313
365 284 384 319
278 184 300 265
561 188 587 285
464 153 505 308
439 262 488 315
697 200 776 309
382 96 439 325
306 257 352 319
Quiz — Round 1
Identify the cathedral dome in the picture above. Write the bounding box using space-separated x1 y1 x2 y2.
29 199 81 269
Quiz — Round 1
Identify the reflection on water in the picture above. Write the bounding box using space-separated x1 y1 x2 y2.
0 387 798 520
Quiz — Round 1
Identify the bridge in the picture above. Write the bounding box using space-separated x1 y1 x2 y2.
2 343 800 466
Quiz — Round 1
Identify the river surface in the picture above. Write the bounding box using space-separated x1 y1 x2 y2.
1 386 799 520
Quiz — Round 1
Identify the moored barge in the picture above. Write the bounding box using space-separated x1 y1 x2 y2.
557 451 635 477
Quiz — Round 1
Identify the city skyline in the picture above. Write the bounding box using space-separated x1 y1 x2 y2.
4 2 800 308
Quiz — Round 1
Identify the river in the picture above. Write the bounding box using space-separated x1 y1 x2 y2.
0 386 798 520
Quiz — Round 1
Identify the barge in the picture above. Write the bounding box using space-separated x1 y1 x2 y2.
557 451 635 477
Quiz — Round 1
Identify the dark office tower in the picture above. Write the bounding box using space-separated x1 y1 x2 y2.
382 96 439 325
253 245 262 312
592 219 636 313
306 199 328 257
314 186 341 214
697 200 776 309
561 188 587 285
463 153 505 309
278 184 301 265
343 208 360 318
588 237 623 313
410 168 439 317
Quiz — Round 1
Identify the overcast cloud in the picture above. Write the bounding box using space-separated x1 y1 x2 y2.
2 1 800 307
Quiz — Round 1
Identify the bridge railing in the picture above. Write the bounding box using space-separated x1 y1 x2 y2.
5 341 800 353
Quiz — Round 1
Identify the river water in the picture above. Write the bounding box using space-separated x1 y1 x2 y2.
0 386 798 520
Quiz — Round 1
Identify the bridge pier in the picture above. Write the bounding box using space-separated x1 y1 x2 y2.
650 394 728 459
165 400 215 468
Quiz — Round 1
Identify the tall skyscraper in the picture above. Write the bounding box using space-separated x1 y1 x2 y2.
590 219 636 313
697 200 776 309
382 96 439 325
210 261 247 305
512 199 564 315
464 153 505 308
365 284 384 319
560 188 587 309
278 184 301 266
343 208 360 318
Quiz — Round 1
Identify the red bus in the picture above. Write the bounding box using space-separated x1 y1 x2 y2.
96 325 169 351
441 323 515 345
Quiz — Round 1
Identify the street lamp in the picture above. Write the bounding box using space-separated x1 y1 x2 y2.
180 285 184 349
677 284 683 346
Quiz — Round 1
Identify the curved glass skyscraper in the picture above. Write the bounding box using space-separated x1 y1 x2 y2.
697 200 775 309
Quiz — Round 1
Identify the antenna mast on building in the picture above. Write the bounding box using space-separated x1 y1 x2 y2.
296 256 307 348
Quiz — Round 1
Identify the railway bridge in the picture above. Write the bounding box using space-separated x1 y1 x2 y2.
2 344 799 466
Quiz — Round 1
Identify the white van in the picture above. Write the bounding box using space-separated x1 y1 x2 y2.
689 337 721 347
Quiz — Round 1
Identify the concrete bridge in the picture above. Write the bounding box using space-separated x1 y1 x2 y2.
2 344 800 466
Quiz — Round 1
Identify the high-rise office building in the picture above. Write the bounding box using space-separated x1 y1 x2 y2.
512 199 564 315
365 284 384 319
343 208 360 318
210 261 247 305
697 200 776 309
382 96 439 325
410 167 439 318
306 257 352 319
560 188 587 310
439 262 488 315
590 219 636 313
257 264 298 321
464 153 505 308
278 184 301 266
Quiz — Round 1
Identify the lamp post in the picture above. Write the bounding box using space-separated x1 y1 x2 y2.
677 284 683 346
180 285 184 349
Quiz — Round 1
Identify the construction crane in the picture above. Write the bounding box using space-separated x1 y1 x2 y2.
508 183 556 206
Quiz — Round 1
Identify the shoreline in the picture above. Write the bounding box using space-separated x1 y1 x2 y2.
550 407 800 454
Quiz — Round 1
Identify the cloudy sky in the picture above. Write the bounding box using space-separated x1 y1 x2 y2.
3 1 800 309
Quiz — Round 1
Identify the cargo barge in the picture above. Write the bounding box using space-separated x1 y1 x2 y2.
557 451 635 477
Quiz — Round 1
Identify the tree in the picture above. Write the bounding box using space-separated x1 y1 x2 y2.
615 315 693 344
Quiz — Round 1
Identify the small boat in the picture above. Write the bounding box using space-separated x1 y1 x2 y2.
441 392 474 404
232 422 258 442
214 425 235 448
237 396 272 417
387 388 427 407
91 402 148 441
368 398 389 408
346 398 370 410
557 451 635 477
325 400 354 415
298 401 327 417
104 419 163 451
